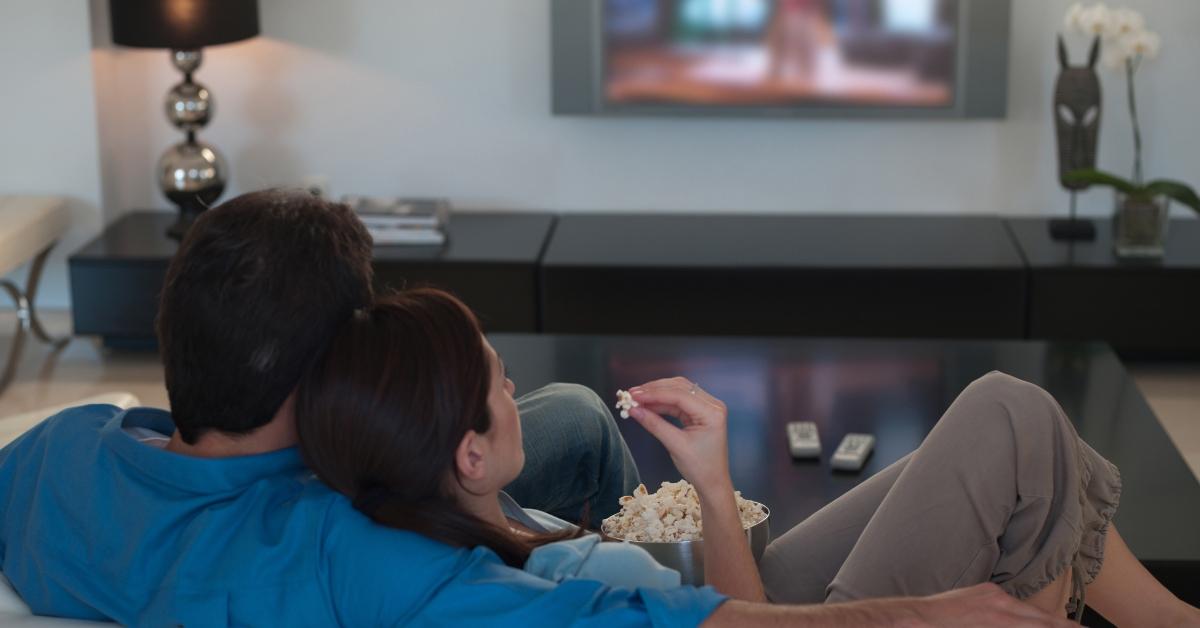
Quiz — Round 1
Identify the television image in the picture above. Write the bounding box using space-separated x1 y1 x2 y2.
553 0 1010 118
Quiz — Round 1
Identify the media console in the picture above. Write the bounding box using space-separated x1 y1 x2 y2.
68 212 1200 358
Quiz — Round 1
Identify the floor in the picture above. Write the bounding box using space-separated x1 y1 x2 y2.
2 312 1199 483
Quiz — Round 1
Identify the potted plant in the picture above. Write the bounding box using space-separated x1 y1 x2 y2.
1064 170 1200 257
1062 3 1200 257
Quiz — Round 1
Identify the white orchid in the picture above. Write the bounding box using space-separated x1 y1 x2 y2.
1101 27 1162 69
1121 29 1161 60
1102 46 1128 70
1063 3 1163 68
1064 2 1087 33
1109 7 1145 38
1076 3 1113 37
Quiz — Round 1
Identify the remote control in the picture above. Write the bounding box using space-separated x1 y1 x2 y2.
831 433 875 471
786 421 821 459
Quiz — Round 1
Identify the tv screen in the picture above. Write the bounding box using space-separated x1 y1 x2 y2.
553 0 1010 118
604 0 958 108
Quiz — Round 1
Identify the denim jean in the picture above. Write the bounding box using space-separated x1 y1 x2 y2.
504 383 641 529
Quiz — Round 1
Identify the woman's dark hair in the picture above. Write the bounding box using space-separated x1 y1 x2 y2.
295 288 581 567
157 189 374 444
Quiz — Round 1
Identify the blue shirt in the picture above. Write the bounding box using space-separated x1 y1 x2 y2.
0 405 726 627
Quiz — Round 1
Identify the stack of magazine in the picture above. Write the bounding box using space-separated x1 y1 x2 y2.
344 196 450 246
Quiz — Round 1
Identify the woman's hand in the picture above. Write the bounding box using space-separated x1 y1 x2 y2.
627 377 732 496
629 377 765 602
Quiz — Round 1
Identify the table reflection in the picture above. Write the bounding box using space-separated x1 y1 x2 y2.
489 334 1200 562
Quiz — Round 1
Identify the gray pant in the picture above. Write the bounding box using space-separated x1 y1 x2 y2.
759 372 1122 609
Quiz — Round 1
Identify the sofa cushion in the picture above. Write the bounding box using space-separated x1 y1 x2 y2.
0 197 68 278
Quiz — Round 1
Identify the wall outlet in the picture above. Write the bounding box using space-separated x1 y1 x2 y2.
300 174 330 198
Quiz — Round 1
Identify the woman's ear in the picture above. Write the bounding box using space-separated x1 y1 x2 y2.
454 430 488 482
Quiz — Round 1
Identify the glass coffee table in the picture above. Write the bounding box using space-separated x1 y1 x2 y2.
490 334 1200 605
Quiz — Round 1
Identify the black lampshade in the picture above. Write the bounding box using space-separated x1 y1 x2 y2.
110 0 260 50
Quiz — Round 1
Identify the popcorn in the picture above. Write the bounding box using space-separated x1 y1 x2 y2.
601 480 767 542
615 389 638 419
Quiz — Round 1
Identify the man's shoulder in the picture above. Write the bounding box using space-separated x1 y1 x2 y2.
317 496 462 562
0 403 124 461
40 403 125 433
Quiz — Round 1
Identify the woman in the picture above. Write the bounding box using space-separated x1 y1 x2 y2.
294 288 684 590
295 289 1198 625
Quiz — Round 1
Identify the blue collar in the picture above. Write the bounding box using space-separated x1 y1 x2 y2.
101 407 307 494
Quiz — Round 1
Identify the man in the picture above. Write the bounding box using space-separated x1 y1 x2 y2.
0 190 1070 626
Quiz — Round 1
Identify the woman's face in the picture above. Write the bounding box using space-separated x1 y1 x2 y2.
482 337 524 487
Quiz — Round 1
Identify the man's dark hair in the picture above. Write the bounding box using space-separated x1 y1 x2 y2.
157 190 374 444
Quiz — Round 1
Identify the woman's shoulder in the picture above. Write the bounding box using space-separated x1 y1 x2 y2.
519 507 578 533
525 534 682 590
497 494 681 590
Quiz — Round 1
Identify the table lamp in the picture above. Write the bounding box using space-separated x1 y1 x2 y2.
109 0 260 239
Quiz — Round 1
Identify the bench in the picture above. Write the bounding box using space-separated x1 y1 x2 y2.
0 197 70 394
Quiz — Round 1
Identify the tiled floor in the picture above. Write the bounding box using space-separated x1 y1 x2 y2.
1130 365 1200 482
2 312 1199 483
0 313 170 417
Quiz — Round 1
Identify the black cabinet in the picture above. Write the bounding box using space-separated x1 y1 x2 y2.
69 211 556 348
542 215 1028 338
1006 218 1200 358
370 212 556 332
69 213 174 349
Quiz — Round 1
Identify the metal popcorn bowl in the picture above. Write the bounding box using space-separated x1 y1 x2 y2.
606 504 770 586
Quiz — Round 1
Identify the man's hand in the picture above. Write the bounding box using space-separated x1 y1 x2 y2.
908 583 1076 627
703 584 1076 627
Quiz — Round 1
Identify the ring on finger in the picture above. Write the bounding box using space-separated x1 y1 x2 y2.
688 382 699 396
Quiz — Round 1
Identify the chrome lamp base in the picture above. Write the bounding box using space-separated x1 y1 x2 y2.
159 49 227 240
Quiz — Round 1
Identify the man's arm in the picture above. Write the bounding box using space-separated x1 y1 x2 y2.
0 432 28 566
703 583 1078 628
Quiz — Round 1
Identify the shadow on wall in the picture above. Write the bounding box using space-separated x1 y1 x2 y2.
261 0 357 54
233 0 356 196
89 0 164 221
231 39 307 195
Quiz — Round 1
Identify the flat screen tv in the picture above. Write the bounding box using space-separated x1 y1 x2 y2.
553 0 1010 118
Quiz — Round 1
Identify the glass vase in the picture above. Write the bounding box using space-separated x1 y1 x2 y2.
1113 192 1169 258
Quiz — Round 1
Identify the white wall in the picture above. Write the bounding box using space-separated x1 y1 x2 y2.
0 2 104 309
7 0 1200 309
93 0 1200 219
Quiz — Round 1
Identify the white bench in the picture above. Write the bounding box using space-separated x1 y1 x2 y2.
1 393 138 625
0 196 71 395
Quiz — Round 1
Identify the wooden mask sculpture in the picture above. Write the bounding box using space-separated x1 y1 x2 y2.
1055 35 1102 190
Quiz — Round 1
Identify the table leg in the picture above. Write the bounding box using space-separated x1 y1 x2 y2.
21 245 68 348
0 244 69 395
